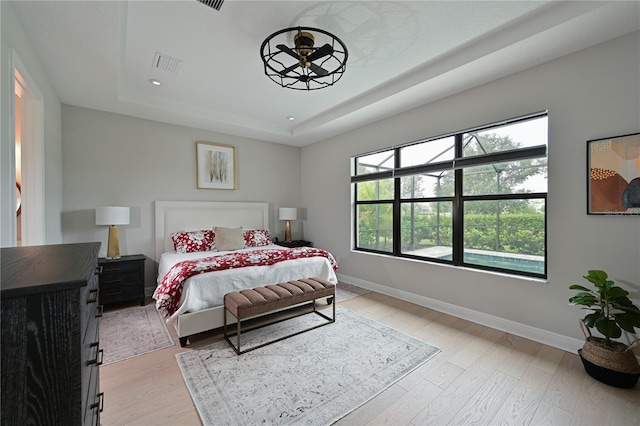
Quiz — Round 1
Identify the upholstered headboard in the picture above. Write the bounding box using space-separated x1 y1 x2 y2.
154 201 270 260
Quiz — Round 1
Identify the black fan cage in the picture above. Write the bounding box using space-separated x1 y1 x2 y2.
260 27 348 91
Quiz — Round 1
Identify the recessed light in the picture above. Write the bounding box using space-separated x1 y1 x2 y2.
287 116 295 121
149 79 162 86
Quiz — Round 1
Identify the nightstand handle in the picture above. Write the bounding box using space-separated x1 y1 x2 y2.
104 278 123 284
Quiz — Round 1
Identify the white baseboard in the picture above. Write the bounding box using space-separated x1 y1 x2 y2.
337 273 585 355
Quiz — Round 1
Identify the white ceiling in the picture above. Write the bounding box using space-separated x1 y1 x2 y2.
10 1 640 147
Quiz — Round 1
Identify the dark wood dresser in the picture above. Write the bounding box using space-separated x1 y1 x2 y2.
1 242 103 426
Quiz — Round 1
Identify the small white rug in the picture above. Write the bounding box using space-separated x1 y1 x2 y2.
176 306 440 425
100 303 174 365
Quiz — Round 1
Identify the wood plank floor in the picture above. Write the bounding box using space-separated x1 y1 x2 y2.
100 292 639 425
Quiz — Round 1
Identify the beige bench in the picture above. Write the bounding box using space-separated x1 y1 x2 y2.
223 277 336 354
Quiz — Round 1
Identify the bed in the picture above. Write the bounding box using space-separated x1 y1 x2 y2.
153 201 338 346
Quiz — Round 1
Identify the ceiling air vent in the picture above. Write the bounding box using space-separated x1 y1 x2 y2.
197 0 224 11
152 52 183 74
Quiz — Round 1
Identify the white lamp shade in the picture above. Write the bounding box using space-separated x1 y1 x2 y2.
96 206 130 226
278 207 297 221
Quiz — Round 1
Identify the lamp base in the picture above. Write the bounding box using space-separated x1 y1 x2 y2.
284 220 292 242
106 225 121 259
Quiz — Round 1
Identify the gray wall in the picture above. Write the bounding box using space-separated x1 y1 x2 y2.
61 106 302 288
300 32 640 348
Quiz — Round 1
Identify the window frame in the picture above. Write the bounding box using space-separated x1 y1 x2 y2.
352 112 548 279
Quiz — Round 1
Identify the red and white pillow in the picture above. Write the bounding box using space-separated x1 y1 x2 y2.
171 228 272 253
171 230 215 253
244 229 272 247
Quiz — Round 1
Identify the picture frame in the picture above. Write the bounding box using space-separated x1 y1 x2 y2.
587 133 640 215
196 141 236 190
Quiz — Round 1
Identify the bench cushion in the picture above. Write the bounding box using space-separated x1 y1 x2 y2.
224 277 335 319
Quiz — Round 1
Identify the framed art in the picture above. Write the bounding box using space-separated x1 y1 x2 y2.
196 142 236 190
587 133 640 215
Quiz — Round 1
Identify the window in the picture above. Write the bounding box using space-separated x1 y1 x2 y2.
351 112 548 278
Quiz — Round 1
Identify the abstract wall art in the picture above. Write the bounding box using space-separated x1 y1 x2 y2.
196 141 236 190
587 133 640 215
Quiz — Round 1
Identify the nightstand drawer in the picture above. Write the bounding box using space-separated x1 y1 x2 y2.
101 260 141 274
99 270 141 287
99 283 140 304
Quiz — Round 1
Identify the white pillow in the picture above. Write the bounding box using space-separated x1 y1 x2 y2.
215 226 245 251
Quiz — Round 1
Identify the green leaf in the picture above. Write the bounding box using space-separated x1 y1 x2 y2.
569 284 592 292
614 313 640 334
584 270 608 287
595 317 622 339
607 286 629 299
583 312 603 328
569 293 597 306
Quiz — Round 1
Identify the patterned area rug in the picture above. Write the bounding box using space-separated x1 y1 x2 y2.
176 306 440 425
100 303 174 365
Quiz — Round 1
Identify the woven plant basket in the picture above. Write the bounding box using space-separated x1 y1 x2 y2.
579 320 640 374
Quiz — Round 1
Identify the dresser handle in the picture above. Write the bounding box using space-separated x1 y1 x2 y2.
96 305 103 318
87 288 98 304
91 392 105 424
95 265 103 275
87 342 101 365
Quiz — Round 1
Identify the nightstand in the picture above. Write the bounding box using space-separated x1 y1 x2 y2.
98 254 146 306
275 240 313 248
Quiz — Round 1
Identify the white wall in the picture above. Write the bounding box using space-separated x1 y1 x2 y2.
0 1 63 246
61 106 302 288
301 32 640 349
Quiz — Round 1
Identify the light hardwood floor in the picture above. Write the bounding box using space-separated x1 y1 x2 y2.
100 292 639 425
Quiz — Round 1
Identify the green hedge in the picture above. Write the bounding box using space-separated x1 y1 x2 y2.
400 213 544 255
360 213 545 256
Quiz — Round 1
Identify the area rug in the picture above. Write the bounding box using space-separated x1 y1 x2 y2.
100 303 174 365
335 281 370 302
176 306 440 425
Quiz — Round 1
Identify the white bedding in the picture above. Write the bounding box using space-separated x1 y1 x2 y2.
156 244 338 325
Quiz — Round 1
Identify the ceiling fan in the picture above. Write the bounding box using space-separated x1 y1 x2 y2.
276 32 334 82
260 27 348 91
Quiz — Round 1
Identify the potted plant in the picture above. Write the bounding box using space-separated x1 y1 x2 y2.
569 269 640 388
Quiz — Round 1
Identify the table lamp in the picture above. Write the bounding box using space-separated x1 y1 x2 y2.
96 206 130 259
278 207 297 242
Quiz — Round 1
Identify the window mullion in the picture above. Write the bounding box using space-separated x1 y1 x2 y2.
453 134 464 265
393 147 401 255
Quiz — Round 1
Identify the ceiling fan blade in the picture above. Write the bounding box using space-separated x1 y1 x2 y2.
276 44 300 60
279 63 300 76
307 44 334 62
309 63 329 77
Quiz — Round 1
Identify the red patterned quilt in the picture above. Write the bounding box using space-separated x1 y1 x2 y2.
154 247 338 318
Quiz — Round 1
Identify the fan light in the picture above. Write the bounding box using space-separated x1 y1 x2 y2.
260 26 348 91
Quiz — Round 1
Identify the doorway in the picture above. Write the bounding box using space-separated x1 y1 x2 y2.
13 54 45 246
